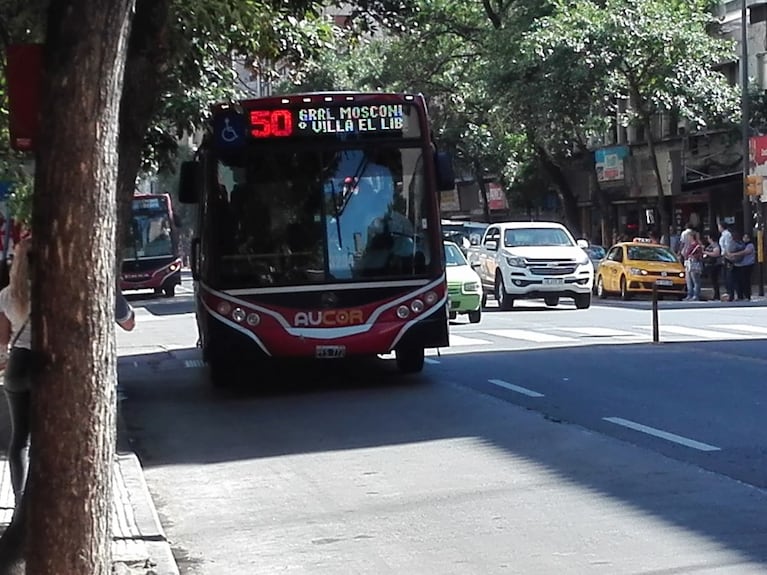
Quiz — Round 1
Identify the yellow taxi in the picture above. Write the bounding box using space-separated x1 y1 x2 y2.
595 238 686 300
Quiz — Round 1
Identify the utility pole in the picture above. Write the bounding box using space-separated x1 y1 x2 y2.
742 0 752 238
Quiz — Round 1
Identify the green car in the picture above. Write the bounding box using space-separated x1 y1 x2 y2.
445 241 483 323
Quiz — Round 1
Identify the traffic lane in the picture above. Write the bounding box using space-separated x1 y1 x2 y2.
119 356 767 574
428 340 767 487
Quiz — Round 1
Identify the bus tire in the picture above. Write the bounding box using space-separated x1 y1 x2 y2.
163 282 176 298
208 358 233 388
395 346 425 374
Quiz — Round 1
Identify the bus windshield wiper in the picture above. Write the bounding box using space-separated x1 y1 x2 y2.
337 154 370 217
329 180 343 248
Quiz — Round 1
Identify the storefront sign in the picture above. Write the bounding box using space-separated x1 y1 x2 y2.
595 146 629 182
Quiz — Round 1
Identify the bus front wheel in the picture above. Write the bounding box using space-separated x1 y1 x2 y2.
395 346 425 374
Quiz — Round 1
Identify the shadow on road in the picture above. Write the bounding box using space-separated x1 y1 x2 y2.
116 341 767 569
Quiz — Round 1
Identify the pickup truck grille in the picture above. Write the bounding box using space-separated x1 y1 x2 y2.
525 258 577 276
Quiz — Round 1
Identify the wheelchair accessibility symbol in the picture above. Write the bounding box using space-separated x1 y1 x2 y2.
213 112 246 150
221 118 239 143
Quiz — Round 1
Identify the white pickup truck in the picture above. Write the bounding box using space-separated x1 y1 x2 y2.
467 221 594 310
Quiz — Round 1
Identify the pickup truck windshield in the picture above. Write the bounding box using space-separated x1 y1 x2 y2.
504 228 573 247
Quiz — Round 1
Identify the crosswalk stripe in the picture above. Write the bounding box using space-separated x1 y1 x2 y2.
555 327 642 338
713 324 767 336
633 325 763 339
449 334 493 346
483 329 576 343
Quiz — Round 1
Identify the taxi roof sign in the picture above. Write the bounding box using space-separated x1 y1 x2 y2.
632 237 654 243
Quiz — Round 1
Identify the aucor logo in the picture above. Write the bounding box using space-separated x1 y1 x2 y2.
294 309 365 327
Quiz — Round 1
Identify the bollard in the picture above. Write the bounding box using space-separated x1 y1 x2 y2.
651 282 659 343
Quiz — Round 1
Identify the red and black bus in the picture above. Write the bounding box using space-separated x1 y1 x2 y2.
121 193 182 297
179 92 455 385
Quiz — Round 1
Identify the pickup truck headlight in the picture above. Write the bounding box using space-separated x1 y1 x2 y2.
505 256 525 267
576 254 590 265
629 267 648 276
462 281 480 293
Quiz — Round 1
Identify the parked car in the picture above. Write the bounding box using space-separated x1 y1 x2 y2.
595 238 686 300
584 244 606 267
466 221 594 310
444 241 483 323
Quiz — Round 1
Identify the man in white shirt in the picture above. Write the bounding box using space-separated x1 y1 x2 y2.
718 222 735 301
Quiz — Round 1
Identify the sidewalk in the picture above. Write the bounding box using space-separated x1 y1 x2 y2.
0 433 179 574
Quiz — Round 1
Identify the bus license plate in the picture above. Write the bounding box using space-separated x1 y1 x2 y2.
316 345 346 359
543 278 564 285
655 279 673 287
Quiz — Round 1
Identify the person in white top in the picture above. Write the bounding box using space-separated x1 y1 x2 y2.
0 238 33 506
0 238 136 506
717 222 735 301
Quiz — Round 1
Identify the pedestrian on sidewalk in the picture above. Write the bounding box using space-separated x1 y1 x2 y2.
702 232 722 301
718 222 736 301
731 232 756 301
682 231 704 301
0 238 33 506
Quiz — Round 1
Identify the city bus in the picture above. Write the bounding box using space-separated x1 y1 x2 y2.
121 193 183 297
178 92 455 385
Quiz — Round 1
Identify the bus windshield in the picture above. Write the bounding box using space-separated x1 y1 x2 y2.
211 145 435 286
124 199 174 260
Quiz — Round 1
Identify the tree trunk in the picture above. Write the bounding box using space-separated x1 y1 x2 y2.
644 117 670 240
116 0 173 264
474 160 492 223
535 146 580 235
25 1 134 573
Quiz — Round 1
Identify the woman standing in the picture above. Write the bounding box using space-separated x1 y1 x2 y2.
702 232 722 301
0 238 33 505
732 233 756 301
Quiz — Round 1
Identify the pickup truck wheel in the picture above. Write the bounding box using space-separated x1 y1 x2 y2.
468 308 481 324
495 274 514 310
481 292 488 309
574 293 591 310
544 296 559 307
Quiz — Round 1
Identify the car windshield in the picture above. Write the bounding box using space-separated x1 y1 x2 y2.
585 246 606 260
444 243 467 266
504 228 574 247
627 246 678 262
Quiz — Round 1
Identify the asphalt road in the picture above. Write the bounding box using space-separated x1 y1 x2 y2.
113 279 767 574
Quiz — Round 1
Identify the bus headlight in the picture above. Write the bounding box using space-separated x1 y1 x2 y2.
424 291 438 305
217 302 231 315
410 299 424 313
246 313 261 326
232 308 246 323
396 305 410 319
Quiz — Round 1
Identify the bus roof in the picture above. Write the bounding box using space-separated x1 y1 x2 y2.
217 92 425 112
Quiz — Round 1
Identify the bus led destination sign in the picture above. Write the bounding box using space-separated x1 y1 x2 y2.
247 104 407 139
297 104 405 135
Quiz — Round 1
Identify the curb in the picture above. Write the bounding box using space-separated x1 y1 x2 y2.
116 404 180 575
115 453 179 575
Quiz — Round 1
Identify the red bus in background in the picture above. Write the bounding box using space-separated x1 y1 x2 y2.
121 193 182 297
179 92 455 386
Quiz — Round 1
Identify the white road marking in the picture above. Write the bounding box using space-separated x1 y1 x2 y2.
603 417 721 452
424 358 440 364
556 327 642 338
184 359 204 368
713 324 767 336
484 329 576 343
488 378 544 397
134 312 196 323
449 334 493 346
634 325 763 339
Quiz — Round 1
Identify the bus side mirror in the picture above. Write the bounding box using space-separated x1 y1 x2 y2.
179 161 201 204
435 151 455 192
